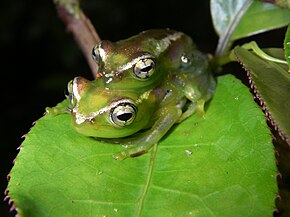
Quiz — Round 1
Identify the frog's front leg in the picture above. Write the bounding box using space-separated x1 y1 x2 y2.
45 100 71 116
113 106 182 160
177 84 205 123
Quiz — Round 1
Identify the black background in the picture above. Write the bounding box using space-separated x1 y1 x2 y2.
0 1 288 216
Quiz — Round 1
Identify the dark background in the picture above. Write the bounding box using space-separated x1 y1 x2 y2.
0 1 288 216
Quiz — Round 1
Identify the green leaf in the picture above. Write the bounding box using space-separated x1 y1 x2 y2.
210 0 290 56
284 24 290 70
234 46 290 144
210 0 253 56
232 1 290 40
210 0 252 37
259 0 290 9
7 75 277 217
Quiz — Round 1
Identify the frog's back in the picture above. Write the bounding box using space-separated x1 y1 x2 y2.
115 29 191 58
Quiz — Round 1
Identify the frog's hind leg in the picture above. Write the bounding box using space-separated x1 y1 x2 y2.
113 107 182 160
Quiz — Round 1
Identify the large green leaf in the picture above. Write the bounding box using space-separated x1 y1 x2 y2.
234 46 290 144
7 75 277 217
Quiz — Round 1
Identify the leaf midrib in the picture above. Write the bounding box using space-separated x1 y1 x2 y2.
134 144 158 217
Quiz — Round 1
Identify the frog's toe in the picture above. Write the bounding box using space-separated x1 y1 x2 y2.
45 106 69 116
113 146 149 160
100 137 141 146
113 151 128 160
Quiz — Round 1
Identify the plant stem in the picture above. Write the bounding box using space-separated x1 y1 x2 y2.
242 41 288 64
54 0 101 78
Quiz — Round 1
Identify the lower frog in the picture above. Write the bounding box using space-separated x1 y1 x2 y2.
49 29 216 160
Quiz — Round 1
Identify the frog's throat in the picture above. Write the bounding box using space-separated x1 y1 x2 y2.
72 90 153 125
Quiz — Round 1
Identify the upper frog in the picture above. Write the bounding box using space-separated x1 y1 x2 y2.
64 29 216 160
91 29 209 90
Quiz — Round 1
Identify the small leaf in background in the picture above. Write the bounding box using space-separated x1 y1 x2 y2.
284 24 290 71
234 46 290 144
210 0 290 56
210 0 251 37
232 1 290 40
259 0 290 9
7 75 277 217
210 0 253 55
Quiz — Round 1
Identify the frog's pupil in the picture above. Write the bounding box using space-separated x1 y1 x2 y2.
117 112 133 122
141 65 152 72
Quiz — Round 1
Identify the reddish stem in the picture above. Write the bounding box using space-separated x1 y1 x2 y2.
56 5 101 78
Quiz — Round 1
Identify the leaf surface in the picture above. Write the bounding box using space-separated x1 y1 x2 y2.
210 0 251 37
7 75 277 217
284 24 290 70
232 1 290 40
211 0 290 56
234 46 290 144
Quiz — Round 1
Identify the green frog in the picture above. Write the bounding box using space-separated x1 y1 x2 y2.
55 29 216 160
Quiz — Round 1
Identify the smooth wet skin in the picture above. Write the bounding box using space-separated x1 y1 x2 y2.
55 29 216 160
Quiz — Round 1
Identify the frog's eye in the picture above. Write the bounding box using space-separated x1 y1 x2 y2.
110 101 137 127
66 80 76 107
92 45 100 63
133 58 155 80
65 80 73 96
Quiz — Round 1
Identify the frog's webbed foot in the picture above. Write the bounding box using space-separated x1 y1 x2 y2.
98 136 152 160
45 99 71 116
45 105 70 116
112 106 182 160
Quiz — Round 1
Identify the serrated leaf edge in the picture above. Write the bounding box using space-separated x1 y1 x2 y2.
234 50 290 145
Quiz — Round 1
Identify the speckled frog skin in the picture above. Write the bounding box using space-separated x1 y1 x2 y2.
66 29 216 160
